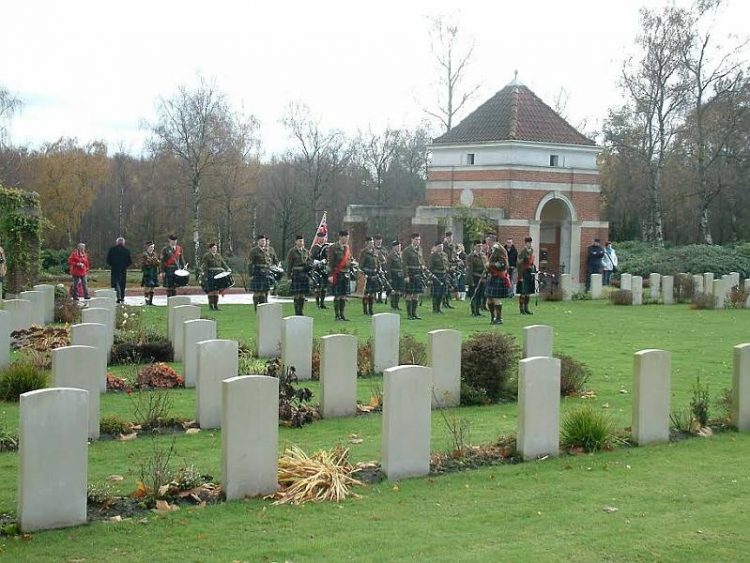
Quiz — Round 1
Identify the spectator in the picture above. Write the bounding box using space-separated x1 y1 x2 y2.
586 238 605 291
504 238 518 297
68 242 90 301
106 237 132 304
602 241 618 286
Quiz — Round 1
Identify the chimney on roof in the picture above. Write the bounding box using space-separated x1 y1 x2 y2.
507 70 523 87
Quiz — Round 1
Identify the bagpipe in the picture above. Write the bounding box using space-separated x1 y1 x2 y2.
419 267 444 288
307 259 329 289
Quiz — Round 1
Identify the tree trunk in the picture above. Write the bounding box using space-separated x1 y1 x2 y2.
192 175 201 267
699 202 713 245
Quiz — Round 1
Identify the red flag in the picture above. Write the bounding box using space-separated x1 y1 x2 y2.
310 211 328 252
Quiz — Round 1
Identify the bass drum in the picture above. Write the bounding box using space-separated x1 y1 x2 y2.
213 271 235 291
174 269 190 287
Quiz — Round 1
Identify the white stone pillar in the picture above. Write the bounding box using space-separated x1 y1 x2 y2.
703 273 714 295
281 316 313 380
372 313 400 374
256 302 282 358
713 279 725 309
631 276 643 305
70 323 108 391
167 296 192 343
18 388 88 532
320 334 358 418
196 339 238 429
590 274 603 299
620 273 632 291
648 273 661 301
692 274 704 296
523 325 553 359
428 329 461 408
662 275 674 305
732 343 750 431
33 284 56 324
82 307 114 361
88 297 116 329
222 375 279 500
560 274 572 301
183 319 217 388
518 356 561 461
632 349 671 445
19 291 45 327
52 345 101 440
172 305 201 362
381 365 432 480
3 299 32 332
0 310 10 370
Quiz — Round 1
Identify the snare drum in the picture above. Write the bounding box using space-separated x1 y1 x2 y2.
213 271 235 290
174 269 190 287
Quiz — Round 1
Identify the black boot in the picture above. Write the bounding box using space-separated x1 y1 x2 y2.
488 303 496 324
524 296 533 315
412 300 422 320
340 300 350 321
390 294 398 310
394 294 401 310
333 299 341 320
444 295 454 309
253 295 258 312
496 304 504 324
363 298 369 315
520 297 526 315
367 298 374 316
320 291 327 309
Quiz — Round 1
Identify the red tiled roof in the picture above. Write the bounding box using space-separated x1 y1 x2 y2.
432 83 596 146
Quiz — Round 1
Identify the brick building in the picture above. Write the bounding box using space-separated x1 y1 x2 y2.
346 77 607 287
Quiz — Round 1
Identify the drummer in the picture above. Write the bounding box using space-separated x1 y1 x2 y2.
248 234 273 311
201 242 230 311
160 234 185 298
286 235 310 316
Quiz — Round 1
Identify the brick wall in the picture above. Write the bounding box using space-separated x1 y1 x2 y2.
428 169 599 184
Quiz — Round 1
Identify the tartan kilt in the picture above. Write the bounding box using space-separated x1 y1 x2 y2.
430 273 448 298
517 270 536 295
404 271 424 295
249 266 272 292
290 270 310 294
141 267 159 288
485 274 510 298
388 273 404 293
364 274 382 294
163 266 178 289
202 268 224 292
330 273 351 296
456 272 466 292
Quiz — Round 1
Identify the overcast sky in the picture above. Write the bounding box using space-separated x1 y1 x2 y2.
1 0 747 158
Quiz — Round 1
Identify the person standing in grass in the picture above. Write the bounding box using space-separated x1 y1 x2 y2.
386 240 404 311
586 238 605 291
467 241 487 317
602 241 618 286
286 235 310 316
485 242 509 325
517 236 536 315
201 242 230 311
140 241 160 306
68 242 90 301
248 234 273 311
328 230 352 321
429 240 449 314
106 236 132 304
402 233 425 320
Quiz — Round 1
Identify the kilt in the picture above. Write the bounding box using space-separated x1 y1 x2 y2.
249 265 272 292
364 273 382 294
485 274 510 299
163 266 178 289
404 270 424 295
202 268 224 292
430 273 447 298
330 272 351 296
516 270 536 295
290 270 310 294
141 267 159 288
388 273 404 293
456 271 466 292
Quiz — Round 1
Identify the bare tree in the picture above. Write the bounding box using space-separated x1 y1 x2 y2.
360 127 402 206
424 16 480 132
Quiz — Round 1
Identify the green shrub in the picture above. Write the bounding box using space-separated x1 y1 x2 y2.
87 482 116 506
42 249 70 274
0 363 48 401
691 376 710 427
572 291 591 301
111 329 173 364
556 354 591 397
670 408 693 433
399 334 427 365
728 285 749 309
0 423 18 452
459 381 489 406
609 289 633 305
560 406 615 453
460 332 520 402
100 414 131 435
616 241 750 278
54 298 81 324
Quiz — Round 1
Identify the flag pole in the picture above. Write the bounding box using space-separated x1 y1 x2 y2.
309 211 328 253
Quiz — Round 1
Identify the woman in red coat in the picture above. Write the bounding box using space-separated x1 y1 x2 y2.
68 242 91 300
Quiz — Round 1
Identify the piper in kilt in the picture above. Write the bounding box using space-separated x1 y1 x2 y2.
310 230 329 309
517 236 536 315
386 240 403 311
328 230 352 321
140 241 160 306
429 241 449 314
359 236 380 316
160 235 185 298
401 233 425 320
248 234 273 311
287 235 311 316
201 243 229 310
373 234 388 304
466 241 487 317
485 243 510 325
442 231 457 308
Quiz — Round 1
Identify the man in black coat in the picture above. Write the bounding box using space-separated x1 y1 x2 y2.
504 238 518 297
586 238 605 291
106 237 132 303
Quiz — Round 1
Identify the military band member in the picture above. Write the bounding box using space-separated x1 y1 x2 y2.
248 234 273 311
359 236 380 316
140 241 160 306
310 230 328 309
485 242 510 325
517 236 536 315
455 242 467 300
160 235 185 298
386 240 403 311
328 230 352 321
442 231 456 308
201 243 229 311
429 241 449 314
467 241 487 317
373 234 388 303
267 238 280 267
287 235 311 316
402 233 425 320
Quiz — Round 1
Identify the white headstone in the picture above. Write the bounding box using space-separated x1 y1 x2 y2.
631 276 643 305
732 343 750 431
0 310 9 370
82 307 114 360
648 273 661 301
372 313 400 373
730 272 740 289
256 302 282 358
19 291 45 327
18 388 88 532
88 297 116 322
196 339 238 429
52 345 101 440
3 299 32 332
518 356 561 460
632 349 671 445
745 279 750 309
620 273 632 292
167 296 192 343
703 273 714 295
33 284 56 324
523 325 553 359
172 305 201 362
428 329 461 408
320 334 358 418
183 319 217 388
70 323 108 391
222 375 279 500
560 274 572 301
713 279 725 309
281 316 313 380
590 274 602 299
662 275 674 305
94 288 117 301
381 365 432 480
692 274 704 296
722 274 733 299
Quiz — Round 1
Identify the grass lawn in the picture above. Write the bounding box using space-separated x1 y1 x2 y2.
0 298 749 561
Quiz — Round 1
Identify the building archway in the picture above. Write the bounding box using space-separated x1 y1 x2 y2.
535 193 575 275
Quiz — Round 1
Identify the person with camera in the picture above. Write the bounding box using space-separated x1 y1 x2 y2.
201 242 230 311
328 230 353 321
386 240 403 311
517 236 537 315
310 230 328 309
402 233 425 320
248 234 273 311
286 235 310 316
67 242 91 301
